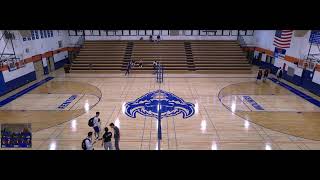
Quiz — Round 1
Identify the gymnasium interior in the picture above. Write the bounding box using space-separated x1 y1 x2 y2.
1 30 320 150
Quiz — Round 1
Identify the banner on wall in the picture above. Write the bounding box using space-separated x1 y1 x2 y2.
309 30 320 44
274 47 286 60
8 58 26 72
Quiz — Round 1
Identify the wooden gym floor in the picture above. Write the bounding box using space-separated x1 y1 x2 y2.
1 68 320 150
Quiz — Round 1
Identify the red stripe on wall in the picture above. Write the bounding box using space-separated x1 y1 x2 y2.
316 64 320 72
0 66 8 71
43 51 54 58
0 46 78 72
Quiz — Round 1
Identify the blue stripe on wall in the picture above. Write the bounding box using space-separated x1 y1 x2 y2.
0 77 54 107
269 77 320 108
0 71 37 97
54 58 68 70
0 72 6 94
43 66 49 75
253 59 320 97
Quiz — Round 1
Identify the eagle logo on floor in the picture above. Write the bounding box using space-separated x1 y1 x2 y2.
125 90 195 120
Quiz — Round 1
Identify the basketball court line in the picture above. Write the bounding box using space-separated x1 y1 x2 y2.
242 96 264 110
269 77 320 108
0 77 54 107
236 95 253 111
57 95 78 110
68 94 85 111
57 76 256 79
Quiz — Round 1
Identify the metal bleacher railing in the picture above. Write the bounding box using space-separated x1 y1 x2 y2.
237 35 256 64
64 34 85 73
71 34 85 56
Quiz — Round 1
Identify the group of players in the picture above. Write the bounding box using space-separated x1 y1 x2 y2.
1 128 32 148
256 67 283 83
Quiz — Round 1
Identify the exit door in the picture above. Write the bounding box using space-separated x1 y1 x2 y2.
34 60 44 80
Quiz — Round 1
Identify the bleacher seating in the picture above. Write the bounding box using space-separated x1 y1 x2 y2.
191 40 251 73
70 40 251 73
128 41 189 73
70 41 127 72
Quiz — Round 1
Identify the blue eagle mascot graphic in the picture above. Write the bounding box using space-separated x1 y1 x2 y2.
125 90 195 120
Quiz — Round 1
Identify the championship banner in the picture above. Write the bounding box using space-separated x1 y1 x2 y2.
274 47 286 68
274 47 286 60
309 30 320 44
8 58 26 72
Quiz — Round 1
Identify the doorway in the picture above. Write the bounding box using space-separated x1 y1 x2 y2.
47 56 55 72
34 60 44 80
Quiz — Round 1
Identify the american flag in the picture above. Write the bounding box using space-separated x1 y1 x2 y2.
273 30 293 49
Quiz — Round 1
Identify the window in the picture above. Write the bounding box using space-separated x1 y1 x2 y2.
84 30 92 35
138 30 146 36
100 30 107 36
239 30 246 36
246 30 254 36
223 30 230 36
50 30 54 37
68 30 75 36
146 30 153 35
107 30 115 36
215 30 222 35
231 30 238 36
184 30 192 36
200 30 207 36
207 30 216 36
192 30 199 36
123 30 130 36
153 30 160 36
92 30 100 36
161 30 169 36
130 30 137 36
76 30 84 36
115 30 123 36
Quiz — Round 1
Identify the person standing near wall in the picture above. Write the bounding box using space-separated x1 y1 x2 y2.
276 67 283 83
256 68 263 83
263 68 269 82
